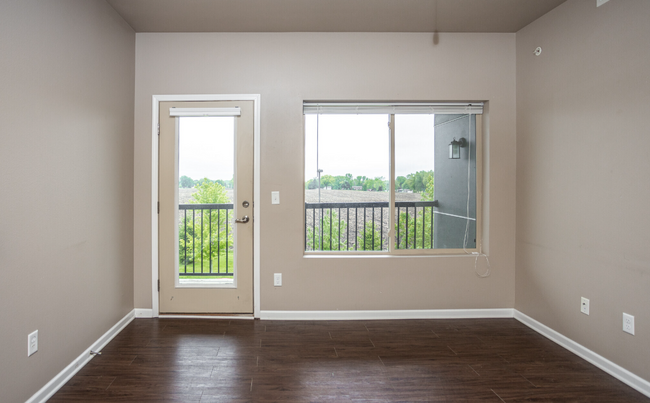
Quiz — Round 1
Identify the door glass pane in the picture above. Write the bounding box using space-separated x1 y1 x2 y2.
178 117 235 284
304 114 389 251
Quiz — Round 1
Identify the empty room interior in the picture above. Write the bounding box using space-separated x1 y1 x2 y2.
1 0 649 401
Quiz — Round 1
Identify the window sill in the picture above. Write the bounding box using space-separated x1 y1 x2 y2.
303 251 480 258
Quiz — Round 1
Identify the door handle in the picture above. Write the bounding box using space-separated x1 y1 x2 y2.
235 215 249 224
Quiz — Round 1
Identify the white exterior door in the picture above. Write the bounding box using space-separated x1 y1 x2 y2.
158 100 254 314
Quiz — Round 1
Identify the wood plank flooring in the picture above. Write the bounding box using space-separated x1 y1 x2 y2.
49 318 649 402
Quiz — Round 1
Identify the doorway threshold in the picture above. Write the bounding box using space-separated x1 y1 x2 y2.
158 313 254 320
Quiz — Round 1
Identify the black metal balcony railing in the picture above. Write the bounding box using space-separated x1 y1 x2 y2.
305 201 439 251
179 203 234 276
179 201 443 273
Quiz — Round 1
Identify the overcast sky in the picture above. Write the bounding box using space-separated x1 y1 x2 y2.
178 117 234 181
177 114 436 183
304 114 435 182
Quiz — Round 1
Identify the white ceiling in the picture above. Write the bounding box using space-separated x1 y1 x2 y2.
106 0 567 33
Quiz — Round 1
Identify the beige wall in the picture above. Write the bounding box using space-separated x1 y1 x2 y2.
516 0 650 381
3 0 648 399
134 33 517 311
0 1 135 402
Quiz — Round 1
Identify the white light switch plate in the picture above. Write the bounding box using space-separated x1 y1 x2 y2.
271 191 280 205
274 273 282 286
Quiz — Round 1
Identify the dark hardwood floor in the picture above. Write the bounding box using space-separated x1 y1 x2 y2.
50 318 648 402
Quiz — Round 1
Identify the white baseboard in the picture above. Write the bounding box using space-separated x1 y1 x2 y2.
259 308 514 321
158 314 254 320
514 310 650 398
135 308 153 318
25 309 136 403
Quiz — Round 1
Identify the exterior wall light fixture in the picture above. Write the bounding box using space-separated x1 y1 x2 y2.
449 137 467 159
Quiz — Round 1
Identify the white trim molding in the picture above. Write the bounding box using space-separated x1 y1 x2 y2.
25 310 135 403
303 102 484 115
135 308 153 318
514 310 650 398
259 308 514 321
158 314 254 320
169 107 241 117
151 94 261 318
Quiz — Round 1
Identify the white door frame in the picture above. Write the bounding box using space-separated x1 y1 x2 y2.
151 94 261 318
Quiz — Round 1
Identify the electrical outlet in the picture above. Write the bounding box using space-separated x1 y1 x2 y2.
28 330 38 357
581 297 590 315
274 273 282 287
623 313 635 335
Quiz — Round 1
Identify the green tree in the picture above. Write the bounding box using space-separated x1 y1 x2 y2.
367 176 387 190
422 175 435 201
306 209 348 251
307 177 319 189
179 175 195 188
325 174 353 190
362 177 380 191
395 175 435 250
321 174 334 188
402 170 433 192
331 175 350 190
216 179 233 189
179 180 232 273
396 176 407 190
195 177 213 187
306 211 385 251
395 210 433 249
191 179 228 203
354 175 367 187
356 221 384 250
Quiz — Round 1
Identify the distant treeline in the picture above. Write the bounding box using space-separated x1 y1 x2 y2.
179 175 233 189
180 170 433 194
305 170 433 193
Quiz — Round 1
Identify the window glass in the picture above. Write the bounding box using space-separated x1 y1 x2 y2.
178 117 235 281
304 114 389 251
304 105 480 254
394 115 436 249
429 114 477 249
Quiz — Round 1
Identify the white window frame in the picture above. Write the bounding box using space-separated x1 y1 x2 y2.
303 101 484 256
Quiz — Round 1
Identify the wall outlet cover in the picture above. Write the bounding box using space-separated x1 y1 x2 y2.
581 297 590 315
274 273 282 286
623 313 635 335
28 330 38 357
